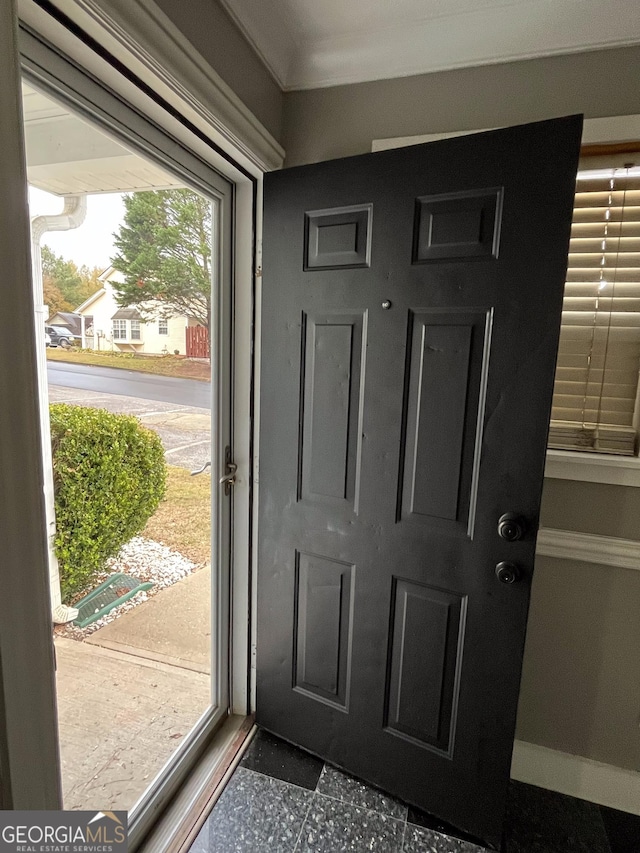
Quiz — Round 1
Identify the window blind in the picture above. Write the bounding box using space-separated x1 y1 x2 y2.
549 166 640 455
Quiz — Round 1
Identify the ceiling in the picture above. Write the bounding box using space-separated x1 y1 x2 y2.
22 83 182 196
220 0 640 91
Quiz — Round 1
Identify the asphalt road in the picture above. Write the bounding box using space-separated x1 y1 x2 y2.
47 361 211 408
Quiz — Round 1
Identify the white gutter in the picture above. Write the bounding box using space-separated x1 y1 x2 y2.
31 194 87 624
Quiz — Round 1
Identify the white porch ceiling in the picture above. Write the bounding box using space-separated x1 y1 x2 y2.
220 0 640 91
22 83 182 195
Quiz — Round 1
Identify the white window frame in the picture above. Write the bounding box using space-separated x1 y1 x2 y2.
158 318 168 335
130 318 141 340
112 318 127 340
373 115 640 486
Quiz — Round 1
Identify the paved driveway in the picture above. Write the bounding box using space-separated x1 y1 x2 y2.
48 385 211 471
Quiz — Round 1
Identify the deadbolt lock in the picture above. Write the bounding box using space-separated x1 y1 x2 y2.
495 561 521 585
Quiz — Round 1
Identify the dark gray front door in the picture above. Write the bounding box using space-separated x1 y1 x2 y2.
257 116 582 850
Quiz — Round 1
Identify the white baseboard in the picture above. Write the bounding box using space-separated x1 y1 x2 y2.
511 740 640 816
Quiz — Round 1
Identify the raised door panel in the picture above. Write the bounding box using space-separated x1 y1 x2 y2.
398 310 492 538
299 312 367 512
385 579 467 757
293 551 355 710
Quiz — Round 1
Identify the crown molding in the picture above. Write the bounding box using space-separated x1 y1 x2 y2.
222 0 640 91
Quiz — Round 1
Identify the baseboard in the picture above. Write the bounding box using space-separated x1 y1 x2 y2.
511 739 640 816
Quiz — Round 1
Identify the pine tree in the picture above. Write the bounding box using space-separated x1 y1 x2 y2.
111 189 212 328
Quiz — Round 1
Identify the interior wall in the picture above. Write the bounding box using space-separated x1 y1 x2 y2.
281 45 640 166
516 554 640 772
541 478 640 538
0 656 8 809
520 478 640 769
151 0 284 142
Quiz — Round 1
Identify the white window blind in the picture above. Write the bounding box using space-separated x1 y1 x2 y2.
549 166 640 456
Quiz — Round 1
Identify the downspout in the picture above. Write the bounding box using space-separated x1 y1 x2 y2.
31 194 87 623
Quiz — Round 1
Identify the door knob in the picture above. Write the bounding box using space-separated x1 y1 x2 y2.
495 561 521 585
498 512 526 541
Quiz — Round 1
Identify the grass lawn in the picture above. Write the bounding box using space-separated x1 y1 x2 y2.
143 465 211 564
47 347 210 382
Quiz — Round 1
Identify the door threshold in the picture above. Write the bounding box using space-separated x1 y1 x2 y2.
138 714 255 853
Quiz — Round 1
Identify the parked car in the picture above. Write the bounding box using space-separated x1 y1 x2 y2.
45 325 77 348
45 331 52 347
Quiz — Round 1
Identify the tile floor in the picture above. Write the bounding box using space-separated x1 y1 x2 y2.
189 730 640 853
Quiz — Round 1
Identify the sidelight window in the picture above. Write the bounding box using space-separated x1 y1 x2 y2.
549 165 640 456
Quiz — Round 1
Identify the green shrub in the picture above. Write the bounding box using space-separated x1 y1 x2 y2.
50 404 166 601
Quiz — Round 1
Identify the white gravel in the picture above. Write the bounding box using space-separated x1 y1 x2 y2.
57 537 198 640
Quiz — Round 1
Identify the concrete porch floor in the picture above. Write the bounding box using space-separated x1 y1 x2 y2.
55 567 211 812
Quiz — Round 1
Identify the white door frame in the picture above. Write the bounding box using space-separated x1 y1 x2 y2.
0 0 62 809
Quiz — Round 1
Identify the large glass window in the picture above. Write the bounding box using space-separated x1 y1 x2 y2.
21 67 233 827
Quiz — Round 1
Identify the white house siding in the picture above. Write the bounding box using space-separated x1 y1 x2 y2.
76 268 189 354
143 315 188 354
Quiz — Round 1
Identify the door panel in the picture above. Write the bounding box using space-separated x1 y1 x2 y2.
399 309 491 534
385 579 466 756
258 116 582 849
300 312 366 510
293 551 355 709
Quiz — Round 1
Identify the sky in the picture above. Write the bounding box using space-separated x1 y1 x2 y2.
29 187 126 272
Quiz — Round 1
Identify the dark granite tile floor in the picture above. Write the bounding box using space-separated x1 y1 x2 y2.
189 730 640 853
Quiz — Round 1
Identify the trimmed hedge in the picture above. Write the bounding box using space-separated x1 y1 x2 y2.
50 404 166 601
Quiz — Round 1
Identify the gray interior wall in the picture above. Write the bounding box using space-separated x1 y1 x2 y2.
0 656 8 809
520 478 640 768
541 478 640 539
281 45 640 166
152 0 284 141
282 51 640 771
516 554 640 772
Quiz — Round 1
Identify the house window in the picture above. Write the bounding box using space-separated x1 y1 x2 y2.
131 320 141 340
112 319 127 340
549 165 640 456
158 319 168 335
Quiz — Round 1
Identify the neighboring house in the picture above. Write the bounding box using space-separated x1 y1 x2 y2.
45 311 88 337
75 266 196 355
